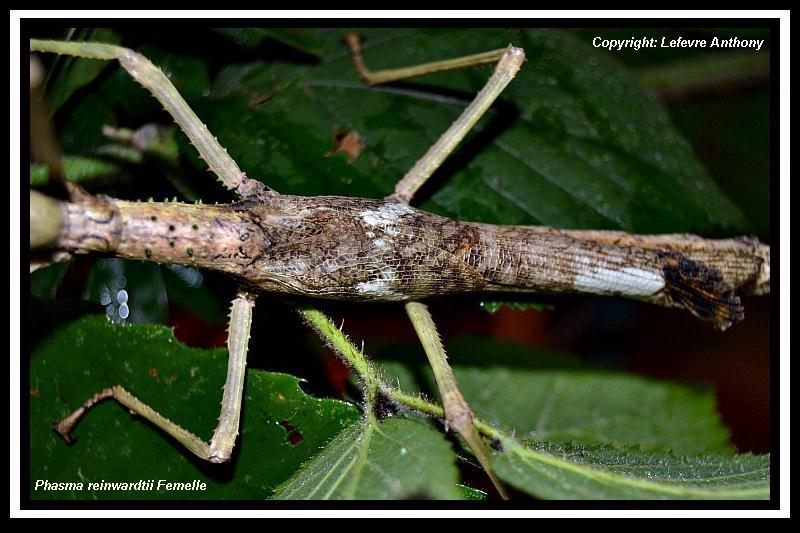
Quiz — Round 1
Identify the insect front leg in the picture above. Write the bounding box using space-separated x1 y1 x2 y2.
29 39 274 201
53 290 256 464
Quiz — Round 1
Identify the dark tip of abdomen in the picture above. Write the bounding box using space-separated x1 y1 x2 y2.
656 250 745 331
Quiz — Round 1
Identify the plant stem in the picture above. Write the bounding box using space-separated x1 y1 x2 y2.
298 307 503 442
297 307 379 393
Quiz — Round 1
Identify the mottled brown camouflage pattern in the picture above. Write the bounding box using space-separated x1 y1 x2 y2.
59 194 769 330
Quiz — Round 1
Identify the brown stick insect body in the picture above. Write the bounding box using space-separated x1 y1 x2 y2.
63 191 768 331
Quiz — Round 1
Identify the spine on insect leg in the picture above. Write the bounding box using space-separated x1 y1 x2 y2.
58 197 269 277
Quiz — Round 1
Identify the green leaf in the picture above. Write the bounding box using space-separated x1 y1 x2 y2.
273 417 462 500
373 338 768 499
667 88 771 239
49 28 750 234
28 298 104 353
30 316 360 500
459 367 734 455
30 261 71 299
195 28 746 235
458 484 488 500
374 338 733 455
30 155 122 186
492 439 769 500
215 28 324 57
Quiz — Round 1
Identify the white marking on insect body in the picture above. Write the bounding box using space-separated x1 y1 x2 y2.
360 202 415 227
355 266 400 297
355 279 395 296
574 267 665 296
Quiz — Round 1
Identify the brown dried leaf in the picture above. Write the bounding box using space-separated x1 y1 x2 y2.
325 127 365 164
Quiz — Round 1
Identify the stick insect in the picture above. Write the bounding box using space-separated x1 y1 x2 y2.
29 31 770 500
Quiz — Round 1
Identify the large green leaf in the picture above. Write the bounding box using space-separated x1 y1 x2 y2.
372 338 768 499
460 367 733 456
492 439 769 500
30 316 360 500
44 28 750 233
193 28 747 235
273 417 461 500
374 338 733 455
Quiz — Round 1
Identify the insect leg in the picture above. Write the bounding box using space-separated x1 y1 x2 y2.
404 301 509 500
53 290 256 464
344 34 525 204
345 33 508 86
29 39 272 199
209 289 255 462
